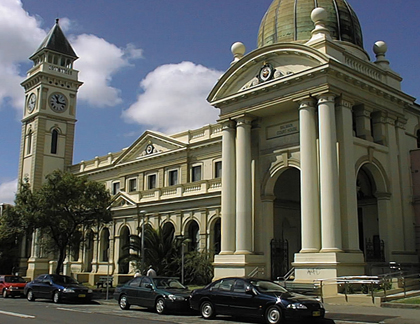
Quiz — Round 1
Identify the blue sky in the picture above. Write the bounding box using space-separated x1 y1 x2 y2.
0 0 419 204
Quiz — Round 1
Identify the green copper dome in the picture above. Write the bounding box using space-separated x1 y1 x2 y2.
258 0 363 48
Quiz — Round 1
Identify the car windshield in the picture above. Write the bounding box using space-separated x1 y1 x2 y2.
4 276 26 283
250 280 288 293
50 275 79 285
152 278 186 289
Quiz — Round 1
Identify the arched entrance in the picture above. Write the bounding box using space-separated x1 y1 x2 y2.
271 167 301 278
186 220 199 252
83 230 94 272
357 165 383 262
119 226 130 274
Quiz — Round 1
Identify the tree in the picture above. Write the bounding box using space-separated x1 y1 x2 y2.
0 170 112 274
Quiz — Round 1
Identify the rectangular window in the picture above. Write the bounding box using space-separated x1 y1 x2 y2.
169 170 178 186
128 178 137 192
215 161 222 178
147 174 157 189
192 165 202 182
112 182 120 195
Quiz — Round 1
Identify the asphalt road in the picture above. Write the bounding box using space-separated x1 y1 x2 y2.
0 296 419 324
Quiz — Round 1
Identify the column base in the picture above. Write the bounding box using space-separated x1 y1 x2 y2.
213 254 267 280
26 258 50 280
293 251 365 281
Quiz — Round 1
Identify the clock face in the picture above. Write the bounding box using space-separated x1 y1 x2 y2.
27 93 37 113
49 93 67 112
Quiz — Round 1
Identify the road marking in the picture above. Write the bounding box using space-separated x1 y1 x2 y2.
57 307 93 314
0 310 35 319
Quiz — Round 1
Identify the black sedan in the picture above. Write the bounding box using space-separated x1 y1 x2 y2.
189 277 325 323
24 274 93 303
113 276 191 314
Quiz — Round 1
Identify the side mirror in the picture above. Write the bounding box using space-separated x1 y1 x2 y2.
245 286 255 295
0 281 4 284
145 283 153 289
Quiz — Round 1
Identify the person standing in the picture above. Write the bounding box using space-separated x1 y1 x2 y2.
146 265 157 277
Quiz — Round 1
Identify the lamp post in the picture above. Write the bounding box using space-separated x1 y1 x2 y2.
139 210 147 274
175 235 191 285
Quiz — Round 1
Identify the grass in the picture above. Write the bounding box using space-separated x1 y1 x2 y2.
392 297 420 304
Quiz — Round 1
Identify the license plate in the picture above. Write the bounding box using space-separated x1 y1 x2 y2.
78 294 86 298
312 311 321 317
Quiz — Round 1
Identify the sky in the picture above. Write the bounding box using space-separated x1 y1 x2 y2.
0 0 419 204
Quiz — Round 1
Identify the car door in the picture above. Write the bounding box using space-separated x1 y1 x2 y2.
211 278 235 315
123 277 142 305
228 279 260 317
136 277 155 308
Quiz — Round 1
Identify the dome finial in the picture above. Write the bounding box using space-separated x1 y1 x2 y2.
308 7 332 42
231 42 246 65
373 41 390 68
56 18 59 24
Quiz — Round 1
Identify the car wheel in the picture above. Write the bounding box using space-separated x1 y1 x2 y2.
53 291 60 304
2 290 8 298
155 297 166 314
200 300 215 319
27 289 35 301
119 295 130 310
265 305 282 324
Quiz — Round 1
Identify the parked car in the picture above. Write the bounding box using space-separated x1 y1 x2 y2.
0 275 27 298
113 276 191 314
189 277 325 323
24 274 93 303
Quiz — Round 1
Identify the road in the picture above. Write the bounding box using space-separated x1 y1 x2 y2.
0 297 418 324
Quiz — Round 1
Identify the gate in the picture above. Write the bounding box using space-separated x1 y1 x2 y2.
271 239 289 280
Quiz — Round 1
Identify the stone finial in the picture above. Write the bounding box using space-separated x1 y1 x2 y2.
231 42 246 64
373 41 390 68
308 7 332 41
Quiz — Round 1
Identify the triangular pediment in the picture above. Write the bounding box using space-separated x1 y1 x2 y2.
110 192 137 209
208 43 329 103
114 130 186 165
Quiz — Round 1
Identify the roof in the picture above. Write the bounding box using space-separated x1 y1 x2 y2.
31 19 78 59
257 0 363 49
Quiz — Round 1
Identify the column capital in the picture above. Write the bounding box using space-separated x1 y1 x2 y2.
221 119 236 130
317 93 336 104
235 115 253 126
336 97 354 109
298 98 316 110
396 117 407 129
375 191 391 200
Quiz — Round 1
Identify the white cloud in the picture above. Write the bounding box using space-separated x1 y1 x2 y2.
0 0 46 111
72 35 143 108
122 61 222 134
0 179 17 205
0 1 143 112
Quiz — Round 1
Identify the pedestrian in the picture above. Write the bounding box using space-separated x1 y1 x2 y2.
146 265 157 277
134 269 141 277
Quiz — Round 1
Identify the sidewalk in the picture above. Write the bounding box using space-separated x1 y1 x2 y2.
324 302 420 324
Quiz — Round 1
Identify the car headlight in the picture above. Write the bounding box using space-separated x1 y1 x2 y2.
63 288 75 293
168 294 185 302
88 289 93 294
287 303 308 310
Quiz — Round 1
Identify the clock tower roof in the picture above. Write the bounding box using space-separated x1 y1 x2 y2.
31 19 78 60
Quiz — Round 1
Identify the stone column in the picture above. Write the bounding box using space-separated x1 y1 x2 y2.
318 94 342 252
235 116 253 254
220 120 236 254
298 99 320 252
336 98 360 252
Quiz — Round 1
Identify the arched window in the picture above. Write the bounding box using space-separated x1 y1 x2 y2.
100 228 110 262
26 130 32 155
187 220 200 252
51 129 58 154
417 129 420 148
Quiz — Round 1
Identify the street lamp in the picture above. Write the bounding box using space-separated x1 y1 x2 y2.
175 235 191 285
139 210 147 274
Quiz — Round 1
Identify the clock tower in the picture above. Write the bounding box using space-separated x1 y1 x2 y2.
19 19 83 191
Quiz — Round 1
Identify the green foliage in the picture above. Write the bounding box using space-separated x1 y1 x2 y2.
119 224 213 285
0 170 112 275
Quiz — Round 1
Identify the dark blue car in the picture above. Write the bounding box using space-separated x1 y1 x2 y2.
24 274 93 303
189 277 325 324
